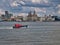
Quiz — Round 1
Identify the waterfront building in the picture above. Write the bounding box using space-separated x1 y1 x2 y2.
39 15 55 22
44 15 48 21
47 15 55 21
23 16 27 21
5 11 13 19
32 10 38 21
5 11 9 19
40 17 46 22
10 16 16 21
37 17 41 21
1 11 13 21
27 11 38 21
1 14 5 19
15 16 23 22
27 11 32 21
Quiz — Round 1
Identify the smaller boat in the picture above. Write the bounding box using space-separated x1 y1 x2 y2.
13 24 28 28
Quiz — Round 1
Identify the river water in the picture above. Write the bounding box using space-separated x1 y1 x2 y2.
0 22 60 45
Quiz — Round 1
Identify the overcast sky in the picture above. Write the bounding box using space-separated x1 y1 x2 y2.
0 0 60 16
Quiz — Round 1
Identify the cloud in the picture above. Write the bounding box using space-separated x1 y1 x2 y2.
32 0 49 4
35 8 46 13
43 0 49 3
30 7 46 13
32 0 42 3
19 1 26 5
0 0 59 16
15 0 51 8
18 13 28 17
0 9 5 15
11 1 19 7
20 3 51 7
50 0 60 4
57 4 60 8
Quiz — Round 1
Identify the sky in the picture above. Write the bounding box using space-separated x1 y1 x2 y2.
0 0 60 16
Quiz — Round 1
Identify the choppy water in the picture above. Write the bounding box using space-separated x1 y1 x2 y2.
0 22 60 45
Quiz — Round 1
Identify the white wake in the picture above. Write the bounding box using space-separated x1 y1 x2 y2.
0 27 13 29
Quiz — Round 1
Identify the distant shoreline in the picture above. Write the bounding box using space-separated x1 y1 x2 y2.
0 21 60 22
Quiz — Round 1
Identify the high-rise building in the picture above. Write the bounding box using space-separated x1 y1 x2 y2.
5 11 9 15
27 11 32 21
5 11 13 19
5 11 9 18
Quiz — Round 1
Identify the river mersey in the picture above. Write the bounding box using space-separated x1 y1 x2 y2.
0 22 60 45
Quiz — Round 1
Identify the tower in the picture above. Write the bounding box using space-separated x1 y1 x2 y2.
33 10 37 17
5 11 9 15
